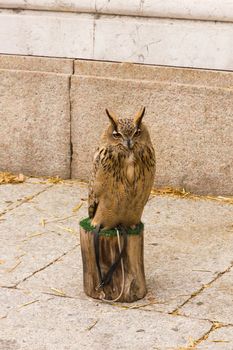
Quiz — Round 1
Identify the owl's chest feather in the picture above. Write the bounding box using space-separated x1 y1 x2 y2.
125 153 135 184
100 145 154 184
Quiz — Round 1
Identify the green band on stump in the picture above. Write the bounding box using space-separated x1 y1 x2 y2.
79 217 144 237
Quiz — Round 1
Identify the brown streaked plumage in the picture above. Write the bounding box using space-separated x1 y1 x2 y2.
88 107 156 229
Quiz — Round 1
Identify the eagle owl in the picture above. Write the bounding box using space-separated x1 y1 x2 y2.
88 107 156 230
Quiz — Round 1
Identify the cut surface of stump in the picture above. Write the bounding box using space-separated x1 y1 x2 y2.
80 218 146 302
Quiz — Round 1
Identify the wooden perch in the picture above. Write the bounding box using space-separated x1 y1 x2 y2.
80 219 146 302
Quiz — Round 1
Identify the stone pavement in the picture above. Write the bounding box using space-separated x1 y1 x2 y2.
0 178 233 350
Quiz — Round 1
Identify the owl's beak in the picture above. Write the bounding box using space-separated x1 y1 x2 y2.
127 139 134 150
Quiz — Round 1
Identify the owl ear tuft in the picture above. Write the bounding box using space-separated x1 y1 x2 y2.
105 109 118 130
134 107 146 128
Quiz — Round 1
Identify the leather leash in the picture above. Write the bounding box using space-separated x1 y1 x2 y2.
93 225 128 289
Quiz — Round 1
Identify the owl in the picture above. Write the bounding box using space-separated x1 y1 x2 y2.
88 107 156 230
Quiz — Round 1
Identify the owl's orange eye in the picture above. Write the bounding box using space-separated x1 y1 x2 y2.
112 131 122 139
134 129 141 137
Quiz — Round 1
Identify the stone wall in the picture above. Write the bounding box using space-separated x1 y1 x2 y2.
0 56 72 178
1 1 233 70
0 55 232 195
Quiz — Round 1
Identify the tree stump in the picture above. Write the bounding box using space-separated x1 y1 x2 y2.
80 218 147 302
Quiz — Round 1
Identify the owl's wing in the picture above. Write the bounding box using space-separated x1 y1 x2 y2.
88 190 98 219
88 147 105 219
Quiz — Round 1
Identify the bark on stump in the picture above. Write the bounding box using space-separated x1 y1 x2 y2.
80 221 146 302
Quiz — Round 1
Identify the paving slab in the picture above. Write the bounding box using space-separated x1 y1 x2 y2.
0 288 211 350
198 326 233 350
0 180 51 214
0 182 87 287
143 196 233 310
19 246 82 299
0 285 51 320
180 268 233 324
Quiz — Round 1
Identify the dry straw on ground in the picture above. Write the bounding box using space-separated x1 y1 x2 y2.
0 172 26 184
1 172 232 205
151 187 233 205
47 176 64 184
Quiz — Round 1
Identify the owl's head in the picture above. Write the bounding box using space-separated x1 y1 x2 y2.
102 107 150 150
